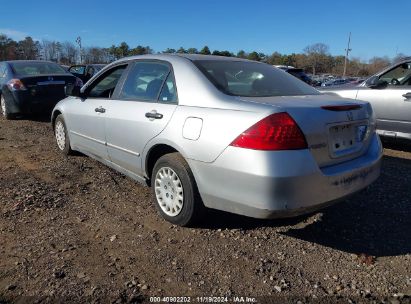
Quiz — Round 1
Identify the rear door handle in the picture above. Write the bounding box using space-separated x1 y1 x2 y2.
145 111 163 119
95 106 106 113
403 92 411 100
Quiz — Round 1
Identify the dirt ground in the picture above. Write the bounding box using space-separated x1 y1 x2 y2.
0 115 411 304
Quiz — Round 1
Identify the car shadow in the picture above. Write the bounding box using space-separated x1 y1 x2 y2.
282 154 411 258
381 137 411 153
13 113 52 123
199 154 411 258
197 209 312 230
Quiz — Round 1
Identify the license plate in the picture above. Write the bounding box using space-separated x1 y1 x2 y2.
328 123 368 158
330 124 355 153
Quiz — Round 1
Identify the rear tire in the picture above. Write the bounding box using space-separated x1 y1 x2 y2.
0 94 16 120
151 153 205 226
54 115 73 156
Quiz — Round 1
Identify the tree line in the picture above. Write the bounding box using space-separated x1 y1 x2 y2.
0 33 408 77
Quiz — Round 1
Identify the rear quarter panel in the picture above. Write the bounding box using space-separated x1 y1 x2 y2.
143 105 271 165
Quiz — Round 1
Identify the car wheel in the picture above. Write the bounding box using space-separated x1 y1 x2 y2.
54 115 73 155
151 153 205 226
0 94 15 120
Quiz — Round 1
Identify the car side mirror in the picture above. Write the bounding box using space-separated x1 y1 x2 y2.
366 76 387 89
65 84 83 97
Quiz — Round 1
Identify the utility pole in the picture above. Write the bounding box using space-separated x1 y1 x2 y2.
343 32 351 78
76 36 82 64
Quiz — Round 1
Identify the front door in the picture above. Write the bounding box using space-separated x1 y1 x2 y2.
67 64 129 160
357 61 411 137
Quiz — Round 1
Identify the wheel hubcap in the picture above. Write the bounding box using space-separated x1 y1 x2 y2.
155 167 184 217
0 96 5 116
55 121 66 151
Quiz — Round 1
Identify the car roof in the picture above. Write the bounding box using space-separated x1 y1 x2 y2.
114 53 254 64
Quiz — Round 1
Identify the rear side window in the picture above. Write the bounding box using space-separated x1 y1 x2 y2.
158 71 177 103
119 61 177 103
10 62 67 76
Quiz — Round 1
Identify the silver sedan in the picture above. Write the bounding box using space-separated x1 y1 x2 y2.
52 54 382 226
321 58 411 141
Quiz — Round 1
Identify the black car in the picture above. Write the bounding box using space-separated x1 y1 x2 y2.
68 64 105 83
277 66 312 85
0 60 80 119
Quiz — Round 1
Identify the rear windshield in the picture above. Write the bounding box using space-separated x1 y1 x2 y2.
10 61 67 76
193 60 319 97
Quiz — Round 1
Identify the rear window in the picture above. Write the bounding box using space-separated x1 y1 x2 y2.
193 60 319 97
10 62 67 76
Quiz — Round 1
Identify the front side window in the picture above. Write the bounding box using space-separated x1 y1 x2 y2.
87 65 127 98
193 60 319 97
119 61 171 102
380 62 411 86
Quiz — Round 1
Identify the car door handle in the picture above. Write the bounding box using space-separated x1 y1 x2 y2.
402 92 411 100
95 106 106 113
145 111 163 119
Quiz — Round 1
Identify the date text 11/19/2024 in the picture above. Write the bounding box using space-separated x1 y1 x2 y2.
149 296 257 303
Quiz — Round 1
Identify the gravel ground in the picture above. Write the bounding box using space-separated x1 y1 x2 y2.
0 115 411 304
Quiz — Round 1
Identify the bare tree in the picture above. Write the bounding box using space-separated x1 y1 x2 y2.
392 53 408 64
41 40 62 62
60 41 78 65
368 56 391 75
303 43 330 75
83 47 110 63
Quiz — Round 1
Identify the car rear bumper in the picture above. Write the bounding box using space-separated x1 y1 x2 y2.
188 133 382 219
8 90 65 114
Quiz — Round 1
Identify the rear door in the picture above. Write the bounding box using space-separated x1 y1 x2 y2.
104 60 178 176
67 64 129 160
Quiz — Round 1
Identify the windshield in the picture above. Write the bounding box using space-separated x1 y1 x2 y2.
193 60 319 97
10 61 67 76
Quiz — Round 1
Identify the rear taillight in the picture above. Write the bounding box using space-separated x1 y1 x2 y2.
7 79 27 91
230 112 307 150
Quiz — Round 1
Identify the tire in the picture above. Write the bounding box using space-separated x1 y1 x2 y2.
54 115 73 156
151 153 205 226
0 94 16 120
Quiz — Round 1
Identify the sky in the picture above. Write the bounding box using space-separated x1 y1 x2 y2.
0 0 410 61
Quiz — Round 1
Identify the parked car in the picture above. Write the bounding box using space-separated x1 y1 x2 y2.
276 66 312 84
0 60 80 119
349 78 366 85
68 64 106 83
60 64 70 72
52 54 382 226
321 57 411 141
321 78 351 87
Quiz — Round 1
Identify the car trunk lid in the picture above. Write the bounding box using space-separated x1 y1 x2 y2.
237 94 374 167
19 74 76 102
